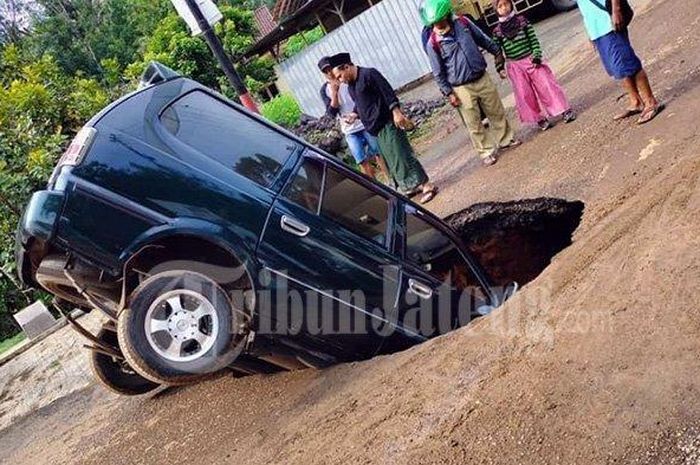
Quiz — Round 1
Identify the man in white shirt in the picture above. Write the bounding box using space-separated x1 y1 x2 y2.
318 56 390 180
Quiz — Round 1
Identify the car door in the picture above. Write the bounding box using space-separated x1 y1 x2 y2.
256 153 402 360
395 204 495 339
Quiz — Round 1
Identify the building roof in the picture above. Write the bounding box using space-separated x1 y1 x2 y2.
271 0 309 21
254 6 278 38
245 0 329 58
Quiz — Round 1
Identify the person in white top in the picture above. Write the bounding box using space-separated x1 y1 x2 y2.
318 56 390 181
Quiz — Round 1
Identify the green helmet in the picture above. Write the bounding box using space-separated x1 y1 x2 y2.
419 0 453 26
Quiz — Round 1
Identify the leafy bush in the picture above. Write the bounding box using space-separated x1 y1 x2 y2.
0 46 106 339
261 94 302 128
0 0 281 339
283 26 325 58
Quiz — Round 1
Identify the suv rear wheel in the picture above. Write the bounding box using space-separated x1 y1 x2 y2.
117 270 247 385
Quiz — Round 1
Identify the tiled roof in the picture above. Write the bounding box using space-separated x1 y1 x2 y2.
254 6 278 37
271 0 309 20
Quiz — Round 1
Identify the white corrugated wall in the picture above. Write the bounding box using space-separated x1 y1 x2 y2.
279 0 431 117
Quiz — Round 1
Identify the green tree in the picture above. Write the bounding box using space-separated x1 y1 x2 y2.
126 4 275 98
27 0 171 81
0 0 278 338
0 43 108 338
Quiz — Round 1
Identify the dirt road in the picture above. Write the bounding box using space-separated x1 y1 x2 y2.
1 0 700 463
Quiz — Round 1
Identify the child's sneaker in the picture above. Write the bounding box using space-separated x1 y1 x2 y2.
563 110 577 123
538 119 553 131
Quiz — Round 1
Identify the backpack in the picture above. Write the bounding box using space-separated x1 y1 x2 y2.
428 15 472 54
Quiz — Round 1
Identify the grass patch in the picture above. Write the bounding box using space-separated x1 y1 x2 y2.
408 105 452 148
48 360 61 370
0 333 26 356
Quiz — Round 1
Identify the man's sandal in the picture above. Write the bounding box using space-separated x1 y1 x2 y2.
482 155 497 166
419 186 439 204
637 103 666 125
614 107 643 120
501 139 521 149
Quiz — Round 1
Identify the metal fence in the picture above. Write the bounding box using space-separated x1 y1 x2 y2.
279 0 431 117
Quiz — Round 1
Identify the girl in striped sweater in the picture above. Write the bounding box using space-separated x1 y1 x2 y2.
493 0 576 130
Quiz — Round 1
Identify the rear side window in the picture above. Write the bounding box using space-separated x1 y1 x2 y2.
161 91 295 187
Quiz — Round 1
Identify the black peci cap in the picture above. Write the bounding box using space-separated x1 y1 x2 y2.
328 52 352 69
317 56 332 72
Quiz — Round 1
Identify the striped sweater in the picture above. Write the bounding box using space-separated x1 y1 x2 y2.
493 20 542 71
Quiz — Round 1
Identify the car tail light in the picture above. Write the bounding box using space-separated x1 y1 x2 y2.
59 126 96 167
48 126 96 187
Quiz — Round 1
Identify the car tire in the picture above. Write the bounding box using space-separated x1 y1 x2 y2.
549 0 578 12
117 270 247 385
90 327 161 396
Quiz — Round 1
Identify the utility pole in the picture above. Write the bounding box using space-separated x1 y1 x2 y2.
180 0 260 113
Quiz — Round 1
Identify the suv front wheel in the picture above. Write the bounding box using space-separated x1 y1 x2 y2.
90 326 160 395
117 270 247 385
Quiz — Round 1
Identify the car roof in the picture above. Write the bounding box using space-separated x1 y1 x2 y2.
88 75 445 227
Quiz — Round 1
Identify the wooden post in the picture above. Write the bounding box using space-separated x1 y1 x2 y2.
297 28 309 45
315 12 327 34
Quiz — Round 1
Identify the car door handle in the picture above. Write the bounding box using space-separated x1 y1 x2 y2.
408 279 433 300
280 215 310 237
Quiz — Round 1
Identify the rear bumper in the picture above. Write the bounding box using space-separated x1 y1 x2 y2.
15 190 65 287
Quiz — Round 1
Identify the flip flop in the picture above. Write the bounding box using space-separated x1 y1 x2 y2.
482 154 497 166
614 107 643 121
403 186 422 198
419 186 439 204
637 103 666 125
501 139 521 149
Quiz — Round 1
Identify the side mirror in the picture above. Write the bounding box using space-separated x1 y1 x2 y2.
501 281 519 304
138 62 181 90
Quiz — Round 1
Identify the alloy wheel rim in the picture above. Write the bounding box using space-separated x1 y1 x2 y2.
144 289 219 363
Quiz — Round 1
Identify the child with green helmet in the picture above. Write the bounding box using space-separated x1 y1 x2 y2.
420 0 519 166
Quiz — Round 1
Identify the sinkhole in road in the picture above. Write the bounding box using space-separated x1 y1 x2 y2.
445 198 585 288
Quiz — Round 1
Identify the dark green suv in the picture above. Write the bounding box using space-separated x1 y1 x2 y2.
15 64 513 395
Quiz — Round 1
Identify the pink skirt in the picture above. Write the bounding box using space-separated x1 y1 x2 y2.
506 56 571 124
